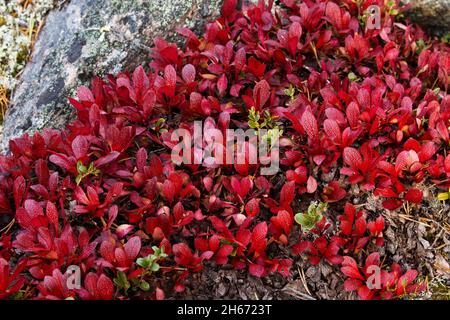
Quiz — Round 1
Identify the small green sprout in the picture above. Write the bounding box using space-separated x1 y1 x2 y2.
441 33 450 44
386 0 399 16
152 118 167 133
76 161 101 185
283 84 296 100
248 107 283 145
294 202 328 231
262 128 283 145
248 107 261 130
136 246 168 273
348 72 359 82
113 271 131 293
133 246 168 292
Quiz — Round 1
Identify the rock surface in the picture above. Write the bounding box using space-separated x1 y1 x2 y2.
1 0 223 152
403 0 450 36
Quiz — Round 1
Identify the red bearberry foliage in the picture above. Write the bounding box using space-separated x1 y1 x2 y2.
0 0 448 299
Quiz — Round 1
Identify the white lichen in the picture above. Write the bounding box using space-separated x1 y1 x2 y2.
0 0 56 90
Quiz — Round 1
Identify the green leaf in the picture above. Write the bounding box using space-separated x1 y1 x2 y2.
139 281 150 291
295 202 326 231
348 72 357 82
77 161 87 174
136 257 150 268
283 84 296 99
248 120 259 129
150 263 160 272
294 212 319 231
155 118 166 127
114 271 130 291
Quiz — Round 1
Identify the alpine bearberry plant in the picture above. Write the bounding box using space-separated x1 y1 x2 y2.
0 0 448 300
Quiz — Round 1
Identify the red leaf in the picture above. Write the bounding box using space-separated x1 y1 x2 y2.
253 80 270 109
364 252 380 268
248 57 266 78
71 135 89 159
173 243 195 266
354 216 367 236
344 278 363 292
395 150 419 173
367 216 385 235
217 74 228 96
300 109 318 141
221 0 237 18
249 263 265 277
357 285 374 300
346 102 360 128
97 274 114 300
215 245 234 265
162 180 176 203
306 176 318 193
155 287 165 300
46 202 59 228
94 151 120 167
164 65 177 88
280 181 296 206
124 236 141 260
100 241 115 263
398 270 418 289
136 148 147 172
271 210 293 235
322 181 346 202
325 2 340 26
77 86 94 102
343 147 362 169
249 222 267 255
13 176 26 208
445 154 450 173
182 64 196 83
323 119 341 142
418 142 436 162
404 188 423 204
382 199 403 210
49 154 73 172
133 65 148 92
341 256 364 280
245 198 260 217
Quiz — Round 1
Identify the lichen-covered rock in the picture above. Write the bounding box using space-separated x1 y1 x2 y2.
403 0 450 36
1 0 223 152
0 0 57 92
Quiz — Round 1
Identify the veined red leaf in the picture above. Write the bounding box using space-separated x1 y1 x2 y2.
343 147 362 169
404 188 423 204
300 109 318 141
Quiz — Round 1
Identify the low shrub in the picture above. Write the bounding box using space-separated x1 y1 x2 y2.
0 0 448 299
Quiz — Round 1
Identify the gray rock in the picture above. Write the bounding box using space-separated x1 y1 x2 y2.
1 0 223 152
403 0 450 36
